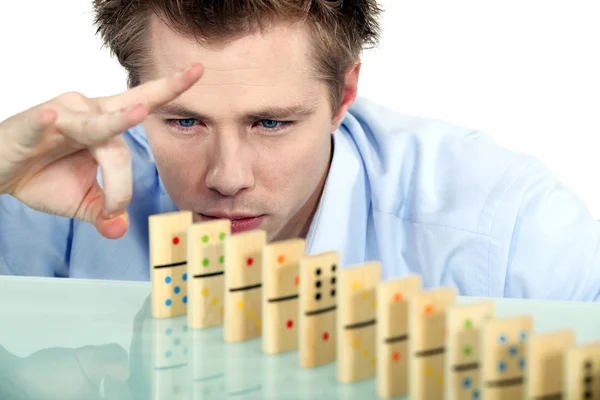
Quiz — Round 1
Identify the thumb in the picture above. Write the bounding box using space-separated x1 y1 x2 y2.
76 181 130 239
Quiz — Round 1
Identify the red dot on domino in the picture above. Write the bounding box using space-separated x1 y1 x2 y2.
322 332 329 341
286 319 294 329
246 257 253 266
172 237 180 245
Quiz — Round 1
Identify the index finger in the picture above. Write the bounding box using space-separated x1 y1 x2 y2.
96 64 204 113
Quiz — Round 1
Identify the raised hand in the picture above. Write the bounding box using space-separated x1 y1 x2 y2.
0 64 203 239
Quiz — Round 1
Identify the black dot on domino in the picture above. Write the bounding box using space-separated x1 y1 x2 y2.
331 289 336 297
316 268 321 276
315 280 321 288
331 264 336 272
315 293 321 301
331 276 336 285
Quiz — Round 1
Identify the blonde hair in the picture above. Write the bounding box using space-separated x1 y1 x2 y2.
92 0 382 113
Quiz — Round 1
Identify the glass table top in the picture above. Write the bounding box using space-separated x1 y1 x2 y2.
1 276 600 399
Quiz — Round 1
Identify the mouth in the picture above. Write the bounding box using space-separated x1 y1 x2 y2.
198 213 265 234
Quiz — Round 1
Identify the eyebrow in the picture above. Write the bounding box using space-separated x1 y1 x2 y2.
153 101 319 122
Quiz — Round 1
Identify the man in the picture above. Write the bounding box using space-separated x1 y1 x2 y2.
0 0 598 300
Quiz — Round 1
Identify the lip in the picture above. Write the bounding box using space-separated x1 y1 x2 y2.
198 213 265 234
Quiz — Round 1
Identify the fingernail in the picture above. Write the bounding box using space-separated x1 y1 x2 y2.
119 105 134 113
103 210 123 220
175 66 190 77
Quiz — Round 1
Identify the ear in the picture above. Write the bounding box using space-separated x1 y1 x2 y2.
330 61 361 133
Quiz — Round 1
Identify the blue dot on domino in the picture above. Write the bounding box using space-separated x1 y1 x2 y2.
519 358 526 369
498 334 507 344
166 328 172 336
473 390 480 399
183 348 188 355
174 286 181 294
165 351 172 358
165 299 172 307
509 346 518 356
497 361 506 373
183 273 188 281
174 338 181 346
462 377 471 388
520 330 528 341
183 296 188 304
165 276 172 284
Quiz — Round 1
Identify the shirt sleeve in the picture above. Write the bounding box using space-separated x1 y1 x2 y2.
0 194 72 277
488 157 600 301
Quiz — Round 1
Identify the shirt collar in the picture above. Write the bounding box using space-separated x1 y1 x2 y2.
305 122 370 267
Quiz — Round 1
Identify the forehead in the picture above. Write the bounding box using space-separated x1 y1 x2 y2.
145 15 322 101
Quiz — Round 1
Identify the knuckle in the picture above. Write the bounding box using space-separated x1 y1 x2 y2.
56 91 91 111
109 145 132 166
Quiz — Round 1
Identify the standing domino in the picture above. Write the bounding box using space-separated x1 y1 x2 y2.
262 238 306 354
223 229 267 342
187 219 231 329
337 261 382 383
148 211 193 318
525 330 575 399
408 287 457 399
376 274 421 398
299 251 339 368
480 315 533 400
564 340 600 399
445 300 495 400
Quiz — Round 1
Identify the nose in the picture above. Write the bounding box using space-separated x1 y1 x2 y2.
205 133 254 197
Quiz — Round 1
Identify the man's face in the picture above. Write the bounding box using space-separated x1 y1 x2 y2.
142 16 358 241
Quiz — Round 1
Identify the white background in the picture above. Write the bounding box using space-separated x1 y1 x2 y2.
1 1 599 215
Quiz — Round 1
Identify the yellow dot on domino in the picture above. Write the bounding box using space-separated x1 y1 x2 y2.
352 338 360 348
256 318 261 327
425 366 432 376
201 288 209 297
220 305 224 315
237 300 245 309
362 348 369 357
370 357 376 366
352 281 361 291
247 309 254 318
435 376 443 386
211 297 218 305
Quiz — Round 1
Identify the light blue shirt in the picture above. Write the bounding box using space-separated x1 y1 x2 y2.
1 97 599 301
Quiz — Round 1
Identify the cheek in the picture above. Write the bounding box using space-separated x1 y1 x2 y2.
143 120 205 195
260 127 330 194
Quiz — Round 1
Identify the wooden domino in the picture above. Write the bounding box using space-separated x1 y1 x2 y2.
445 300 495 400
262 238 306 355
148 211 193 318
408 287 457 399
298 250 339 368
564 340 600 399
187 219 231 329
376 274 421 398
525 329 575 399
223 229 267 342
480 315 533 400
337 261 382 383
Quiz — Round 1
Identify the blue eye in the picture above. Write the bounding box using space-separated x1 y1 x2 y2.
177 119 197 127
260 120 281 129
